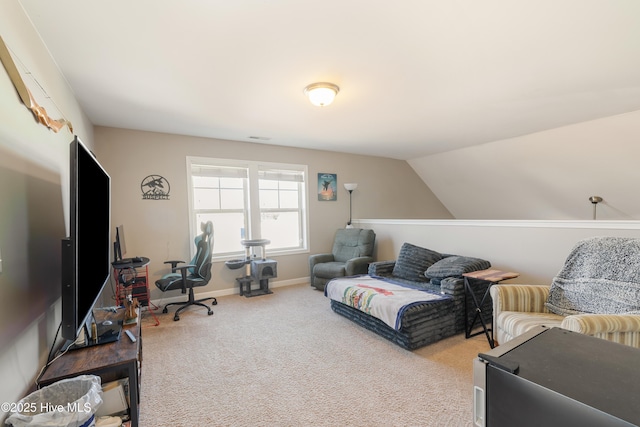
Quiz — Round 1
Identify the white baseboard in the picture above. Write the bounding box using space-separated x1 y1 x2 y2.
149 276 311 307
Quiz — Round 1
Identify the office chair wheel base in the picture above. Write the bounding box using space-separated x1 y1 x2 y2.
173 314 180 321
212 300 218 306
208 310 213 316
162 307 169 314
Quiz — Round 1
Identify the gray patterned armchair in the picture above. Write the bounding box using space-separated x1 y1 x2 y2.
309 228 375 291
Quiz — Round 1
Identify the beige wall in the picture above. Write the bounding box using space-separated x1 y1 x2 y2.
410 110 640 220
94 126 452 301
359 219 640 284
0 0 95 414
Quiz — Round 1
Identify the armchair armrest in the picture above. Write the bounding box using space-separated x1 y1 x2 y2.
309 253 334 263
562 314 640 335
368 260 395 277
345 256 374 276
309 253 334 271
562 314 640 347
490 284 551 316
308 253 335 288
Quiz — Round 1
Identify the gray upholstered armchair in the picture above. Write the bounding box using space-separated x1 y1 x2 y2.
309 228 375 291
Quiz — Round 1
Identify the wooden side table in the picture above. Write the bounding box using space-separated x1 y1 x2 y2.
463 269 519 348
39 308 142 426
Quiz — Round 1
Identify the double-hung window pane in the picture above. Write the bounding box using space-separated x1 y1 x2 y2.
258 169 304 250
191 165 248 256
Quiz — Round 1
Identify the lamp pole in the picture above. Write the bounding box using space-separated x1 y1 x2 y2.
589 196 603 220
344 183 358 227
348 189 353 225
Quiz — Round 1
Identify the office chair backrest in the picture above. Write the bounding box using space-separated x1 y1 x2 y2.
190 221 213 281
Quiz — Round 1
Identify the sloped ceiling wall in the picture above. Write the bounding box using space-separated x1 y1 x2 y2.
409 110 640 220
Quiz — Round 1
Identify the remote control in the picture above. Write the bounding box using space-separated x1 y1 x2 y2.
125 329 136 343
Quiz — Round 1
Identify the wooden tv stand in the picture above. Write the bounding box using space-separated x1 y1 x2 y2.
39 308 142 426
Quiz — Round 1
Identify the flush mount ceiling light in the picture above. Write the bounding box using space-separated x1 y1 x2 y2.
304 82 340 107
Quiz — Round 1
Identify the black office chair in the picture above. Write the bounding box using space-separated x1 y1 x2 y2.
155 221 217 321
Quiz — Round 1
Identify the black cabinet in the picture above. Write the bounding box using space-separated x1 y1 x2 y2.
473 326 640 427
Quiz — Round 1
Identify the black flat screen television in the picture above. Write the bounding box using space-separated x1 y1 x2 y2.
61 136 116 348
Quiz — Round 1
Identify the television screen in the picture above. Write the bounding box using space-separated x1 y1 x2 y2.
62 137 111 343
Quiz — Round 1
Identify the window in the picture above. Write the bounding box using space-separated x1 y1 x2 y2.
187 157 308 259
258 168 305 251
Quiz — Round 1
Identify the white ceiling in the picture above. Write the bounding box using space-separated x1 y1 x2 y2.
19 0 640 160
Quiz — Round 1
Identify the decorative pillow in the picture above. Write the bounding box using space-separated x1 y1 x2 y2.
425 256 491 280
392 243 442 282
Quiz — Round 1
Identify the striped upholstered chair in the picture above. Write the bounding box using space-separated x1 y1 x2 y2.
491 237 640 348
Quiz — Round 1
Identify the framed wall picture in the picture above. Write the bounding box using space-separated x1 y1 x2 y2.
318 173 337 201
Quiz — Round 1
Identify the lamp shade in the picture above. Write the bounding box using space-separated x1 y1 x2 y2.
344 183 358 191
304 82 340 107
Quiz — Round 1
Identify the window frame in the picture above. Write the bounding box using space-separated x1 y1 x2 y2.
186 156 309 261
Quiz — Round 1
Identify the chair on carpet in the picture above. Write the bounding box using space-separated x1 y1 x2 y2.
155 221 217 321
491 236 640 348
309 228 375 291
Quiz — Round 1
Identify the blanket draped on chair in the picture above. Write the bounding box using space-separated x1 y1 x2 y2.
546 236 640 316
325 275 447 330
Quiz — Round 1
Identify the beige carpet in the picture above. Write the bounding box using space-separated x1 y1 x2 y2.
138 284 489 427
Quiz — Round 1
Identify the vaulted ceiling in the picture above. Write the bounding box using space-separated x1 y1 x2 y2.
19 0 640 160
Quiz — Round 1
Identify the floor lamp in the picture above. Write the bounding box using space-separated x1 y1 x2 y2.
589 196 603 220
344 183 358 228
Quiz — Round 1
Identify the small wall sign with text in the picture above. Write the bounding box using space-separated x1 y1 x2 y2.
141 175 170 200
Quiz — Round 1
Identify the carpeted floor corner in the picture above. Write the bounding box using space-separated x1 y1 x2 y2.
138 284 489 426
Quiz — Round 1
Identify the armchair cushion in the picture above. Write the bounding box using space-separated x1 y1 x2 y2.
546 237 640 316
425 255 491 284
392 243 442 282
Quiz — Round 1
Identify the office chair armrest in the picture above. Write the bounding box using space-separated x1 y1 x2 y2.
164 259 186 272
172 264 196 272
172 264 196 293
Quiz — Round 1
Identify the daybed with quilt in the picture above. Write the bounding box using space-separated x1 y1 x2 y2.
325 243 494 350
